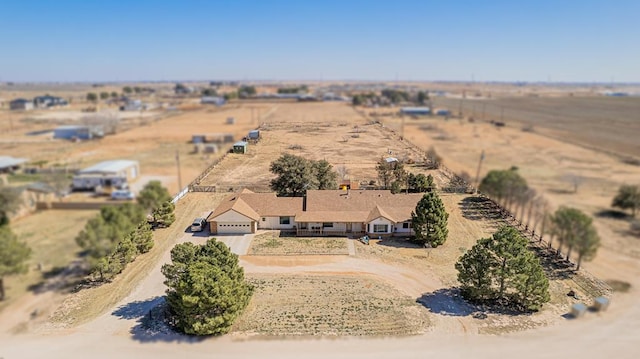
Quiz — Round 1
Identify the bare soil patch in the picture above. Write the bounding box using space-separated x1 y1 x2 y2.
232 274 430 337
248 231 349 256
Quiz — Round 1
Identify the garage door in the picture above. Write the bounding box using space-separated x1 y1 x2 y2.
217 222 252 234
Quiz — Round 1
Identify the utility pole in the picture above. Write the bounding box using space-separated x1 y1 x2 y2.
175 149 182 190
474 150 485 194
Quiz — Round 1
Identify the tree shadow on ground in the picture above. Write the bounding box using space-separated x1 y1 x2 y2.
112 296 205 343
528 245 576 280
458 196 503 222
417 287 531 317
27 260 88 295
416 288 476 317
594 209 630 220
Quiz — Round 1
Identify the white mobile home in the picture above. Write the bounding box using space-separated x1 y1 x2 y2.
72 160 140 191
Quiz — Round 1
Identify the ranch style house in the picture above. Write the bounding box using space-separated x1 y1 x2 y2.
207 189 424 237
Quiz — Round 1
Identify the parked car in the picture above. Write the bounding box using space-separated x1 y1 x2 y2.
191 217 207 232
111 190 135 200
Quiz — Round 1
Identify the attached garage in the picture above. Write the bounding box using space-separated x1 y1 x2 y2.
215 222 253 234
207 200 259 235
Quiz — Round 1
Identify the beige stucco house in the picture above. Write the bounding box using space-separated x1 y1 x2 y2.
207 189 423 237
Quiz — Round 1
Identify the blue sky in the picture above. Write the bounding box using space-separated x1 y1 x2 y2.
1 0 638 82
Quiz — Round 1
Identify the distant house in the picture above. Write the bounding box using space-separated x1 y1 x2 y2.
232 141 248 154
72 160 140 191
207 189 422 236
54 125 104 140
174 83 194 95
400 107 431 116
120 99 143 111
34 95 68 108
9 98 34 111
192 133 234 144
0 156 28 173
201 96 225 106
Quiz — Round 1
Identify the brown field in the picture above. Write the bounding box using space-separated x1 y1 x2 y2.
433 96 640 159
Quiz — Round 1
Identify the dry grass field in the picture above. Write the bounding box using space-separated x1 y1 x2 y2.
432 96 640 159
233 274 430 337
248 231 349 256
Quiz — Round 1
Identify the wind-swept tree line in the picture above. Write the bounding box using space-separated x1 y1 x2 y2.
478 168 600 270
75 181 175 282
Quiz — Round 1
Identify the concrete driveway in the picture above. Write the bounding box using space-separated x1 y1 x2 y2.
187 233 254 256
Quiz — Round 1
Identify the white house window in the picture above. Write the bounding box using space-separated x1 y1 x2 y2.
373 224 388 233
322 222 333 228
279 217 290 225
402 222 411 229
262 218 266 222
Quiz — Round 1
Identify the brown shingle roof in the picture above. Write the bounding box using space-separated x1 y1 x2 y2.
208 190 423 224
208 192 303 222
303 190 422 223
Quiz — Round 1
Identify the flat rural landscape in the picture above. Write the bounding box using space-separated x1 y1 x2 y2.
1 2 639 358
1 86 638 351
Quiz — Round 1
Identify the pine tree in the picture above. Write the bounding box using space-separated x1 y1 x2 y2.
411 191 449 247
455 225 551 312
455 244 496 301
511 251 550 311
137 181 172 212
152 201 176 228
162 239 253 335
0 226 31 300
130 221 154 253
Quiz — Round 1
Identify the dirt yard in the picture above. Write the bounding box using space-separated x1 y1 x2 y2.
233 274 430 337
248 231 349 256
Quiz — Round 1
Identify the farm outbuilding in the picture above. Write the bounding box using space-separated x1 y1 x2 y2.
192 133 234 144
0 156 28 173
201 96 225 106
72 160 139 191
9 98 34 111
34 95 68 108
54 125 104 140
434 108 451 116
233 141 248 154
247 130 260 142
400 107 431 116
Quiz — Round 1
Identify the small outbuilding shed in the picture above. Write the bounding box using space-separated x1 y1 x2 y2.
232 141 248 154
0 156 28 173
72 160 139 191
10 98 34 111
400 107 431 116
54 125 104 140
247 130 260 142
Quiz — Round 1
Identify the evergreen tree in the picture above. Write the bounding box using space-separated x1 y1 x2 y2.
152 201 176 227
455 244 496 301
612 184 640 217
137 181 172 212
408 173 433 193
411 191 449 247
313 159 338 190
511 251 550 311
550 207 600 266
0 226 32 300
455 225 550 312
162 239 253 335
0 185 22 226
130 221 154 253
